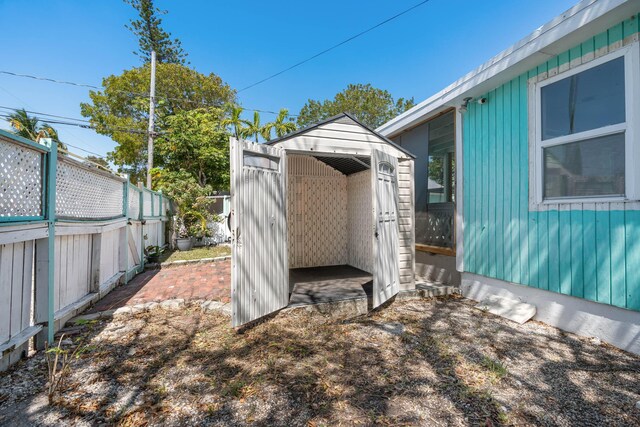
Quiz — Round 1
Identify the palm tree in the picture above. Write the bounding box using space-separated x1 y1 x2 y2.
7 109 66 150
264 108 297 139
242 111 270 143
221 104 246 139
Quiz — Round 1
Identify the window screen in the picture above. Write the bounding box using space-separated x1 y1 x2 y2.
543 133 625 198
541 56 625 140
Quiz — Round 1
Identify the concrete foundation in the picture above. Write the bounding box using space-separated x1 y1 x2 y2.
415 251 460 286
462 272 640 355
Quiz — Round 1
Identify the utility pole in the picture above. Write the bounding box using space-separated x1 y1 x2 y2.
146 50 156 189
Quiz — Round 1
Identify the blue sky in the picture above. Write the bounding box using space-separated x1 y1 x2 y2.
0 0 577 159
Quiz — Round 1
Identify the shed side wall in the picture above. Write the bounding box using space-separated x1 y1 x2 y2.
463 14 640 312
347 170 373 273
398 159 415 290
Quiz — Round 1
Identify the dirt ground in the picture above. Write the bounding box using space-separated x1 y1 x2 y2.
0 295 639 426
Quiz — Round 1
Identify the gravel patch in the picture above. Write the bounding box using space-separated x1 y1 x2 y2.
0 296 638 426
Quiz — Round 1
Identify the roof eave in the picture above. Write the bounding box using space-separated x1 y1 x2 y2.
267 112 417 159
377 0 639 138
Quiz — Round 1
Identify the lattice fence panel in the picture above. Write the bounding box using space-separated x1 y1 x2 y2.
0 139 43 218
143 190 152 217
56 158 123 219
128 186 140 219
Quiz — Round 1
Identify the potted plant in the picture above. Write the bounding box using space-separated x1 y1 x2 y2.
176 211 209 251
175 217 194 251
151 169 215 252
145 245 163 263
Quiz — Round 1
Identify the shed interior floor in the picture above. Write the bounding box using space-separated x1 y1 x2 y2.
288 265 372 307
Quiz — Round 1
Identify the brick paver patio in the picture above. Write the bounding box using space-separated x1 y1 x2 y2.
87 260 231 314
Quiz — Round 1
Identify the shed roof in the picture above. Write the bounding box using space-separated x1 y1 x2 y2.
267 112 416 159
377 0 638 137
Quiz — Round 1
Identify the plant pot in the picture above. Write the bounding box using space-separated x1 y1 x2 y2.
176 237 193 251
147 254 160 263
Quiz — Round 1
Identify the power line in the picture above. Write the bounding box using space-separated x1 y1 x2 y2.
0 83 102 155
0 70 298 116
0 113 148 136
238 0 432 92
0 115 107 157
0 105 92 124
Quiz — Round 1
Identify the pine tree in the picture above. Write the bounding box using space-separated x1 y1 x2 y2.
125 0 188 64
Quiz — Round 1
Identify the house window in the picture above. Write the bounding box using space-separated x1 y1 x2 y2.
533 44 639 203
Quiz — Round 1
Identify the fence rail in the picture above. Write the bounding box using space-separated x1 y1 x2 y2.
0 130 172 371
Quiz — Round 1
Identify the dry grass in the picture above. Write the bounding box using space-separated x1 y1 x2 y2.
1 296 639 426
159 245 231 263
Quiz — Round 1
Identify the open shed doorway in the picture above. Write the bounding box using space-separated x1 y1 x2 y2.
230 113 415 327
286 154 374 307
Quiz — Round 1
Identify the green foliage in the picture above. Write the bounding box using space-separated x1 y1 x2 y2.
241 111 271 143
80 63 235 182
263 108 297 139
481 356 508 379
159 107 230 190
221 106 297 142
221 104 246 139
7 108 67 150
428 156 444 185
124 0 187 64
153 169 213 237
297 83 415 129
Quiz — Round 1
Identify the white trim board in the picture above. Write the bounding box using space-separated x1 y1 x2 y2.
461 272 640 355
377 0 640 138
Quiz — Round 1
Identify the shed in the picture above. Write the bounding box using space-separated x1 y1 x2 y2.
230 113 416 326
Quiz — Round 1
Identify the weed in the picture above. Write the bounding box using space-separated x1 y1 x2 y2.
224 380 246 398
481 356 508 379
45 334 85 404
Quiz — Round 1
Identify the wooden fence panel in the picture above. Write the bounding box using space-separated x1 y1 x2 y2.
0 240 36 370
0 133 172 371
54 234 92 312
100 229 121 284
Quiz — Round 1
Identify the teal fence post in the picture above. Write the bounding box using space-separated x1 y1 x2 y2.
139 188 144 273
45 139 57 344
122 178 129 284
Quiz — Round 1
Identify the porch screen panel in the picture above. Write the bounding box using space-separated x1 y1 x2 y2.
420 111 455 248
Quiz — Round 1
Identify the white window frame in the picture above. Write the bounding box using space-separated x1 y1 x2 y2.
532 42 640 204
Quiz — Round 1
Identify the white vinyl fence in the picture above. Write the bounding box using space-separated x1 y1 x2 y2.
0 131 172 371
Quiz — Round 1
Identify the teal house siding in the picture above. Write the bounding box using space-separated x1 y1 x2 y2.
462 15 640 312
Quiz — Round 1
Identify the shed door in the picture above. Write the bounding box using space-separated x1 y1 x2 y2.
230 138 288 327
372 149 401 308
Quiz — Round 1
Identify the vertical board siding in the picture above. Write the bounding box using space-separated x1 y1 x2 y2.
462 15 640 311
397 160 415 288
54 234 92 311
100 229 121 284
128 222 143 268
0 241 34 343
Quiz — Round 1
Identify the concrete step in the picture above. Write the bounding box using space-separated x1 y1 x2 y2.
284 282 459 318
284 297 368 317
399 282 460 299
